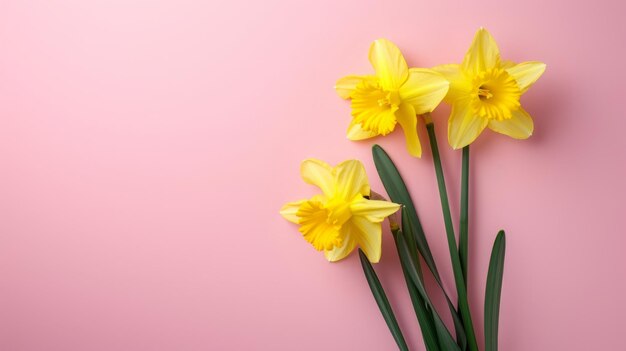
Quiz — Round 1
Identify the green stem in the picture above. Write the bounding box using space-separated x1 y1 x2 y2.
425 122 478 351
459 146 470 284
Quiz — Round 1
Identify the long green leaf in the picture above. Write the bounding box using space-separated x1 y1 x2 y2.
485 231 506 351
395 230 461 351
358 249 409 351
372 144 440 279
373 144 467 349
391 229 441 351
402 209 467 351
425 123 478 351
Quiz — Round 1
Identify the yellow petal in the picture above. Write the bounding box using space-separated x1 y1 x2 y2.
335 159 370 199
301 159 335 197
500 60 516 69
279 199 306 223
395 103 422 157
462 28 501 73
488 108 534 139
351 216 382 263
399 68 449 114
505 62 546 93
448 99 489 149
347 119 378 140
350 199 401 223
324 226 358 262
368 39 408 91
335 75 367 99
431 64 473 104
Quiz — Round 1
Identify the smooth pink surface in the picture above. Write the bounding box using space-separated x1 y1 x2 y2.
1 0 625 350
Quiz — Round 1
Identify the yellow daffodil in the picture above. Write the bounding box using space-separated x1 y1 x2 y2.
335 39 449 157
280 159 400 263
433 28 546 149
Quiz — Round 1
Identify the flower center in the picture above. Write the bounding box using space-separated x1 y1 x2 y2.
377 91 401 107
477 86 493 100
324 196 353 226
471 68 521 120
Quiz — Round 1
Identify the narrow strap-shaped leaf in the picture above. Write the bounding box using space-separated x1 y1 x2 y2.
373 144 440 279
402 208 467 351
425 123 478 351
485 231 506 351
373 144 467 349
396 230 461 351
391 230 441 351
358 249 409 351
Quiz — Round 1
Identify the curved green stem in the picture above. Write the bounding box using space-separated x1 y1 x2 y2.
425 122 478 351
459 146 470 284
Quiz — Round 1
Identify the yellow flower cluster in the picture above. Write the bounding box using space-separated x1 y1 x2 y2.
282 28 544 262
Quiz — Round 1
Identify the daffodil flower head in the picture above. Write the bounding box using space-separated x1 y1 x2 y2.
335 39 449 157
280 159 401 263
433 28 546 149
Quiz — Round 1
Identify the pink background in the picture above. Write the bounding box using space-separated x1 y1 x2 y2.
1 0 625 350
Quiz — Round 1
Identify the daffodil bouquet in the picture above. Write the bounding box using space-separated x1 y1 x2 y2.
281 28 545 351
